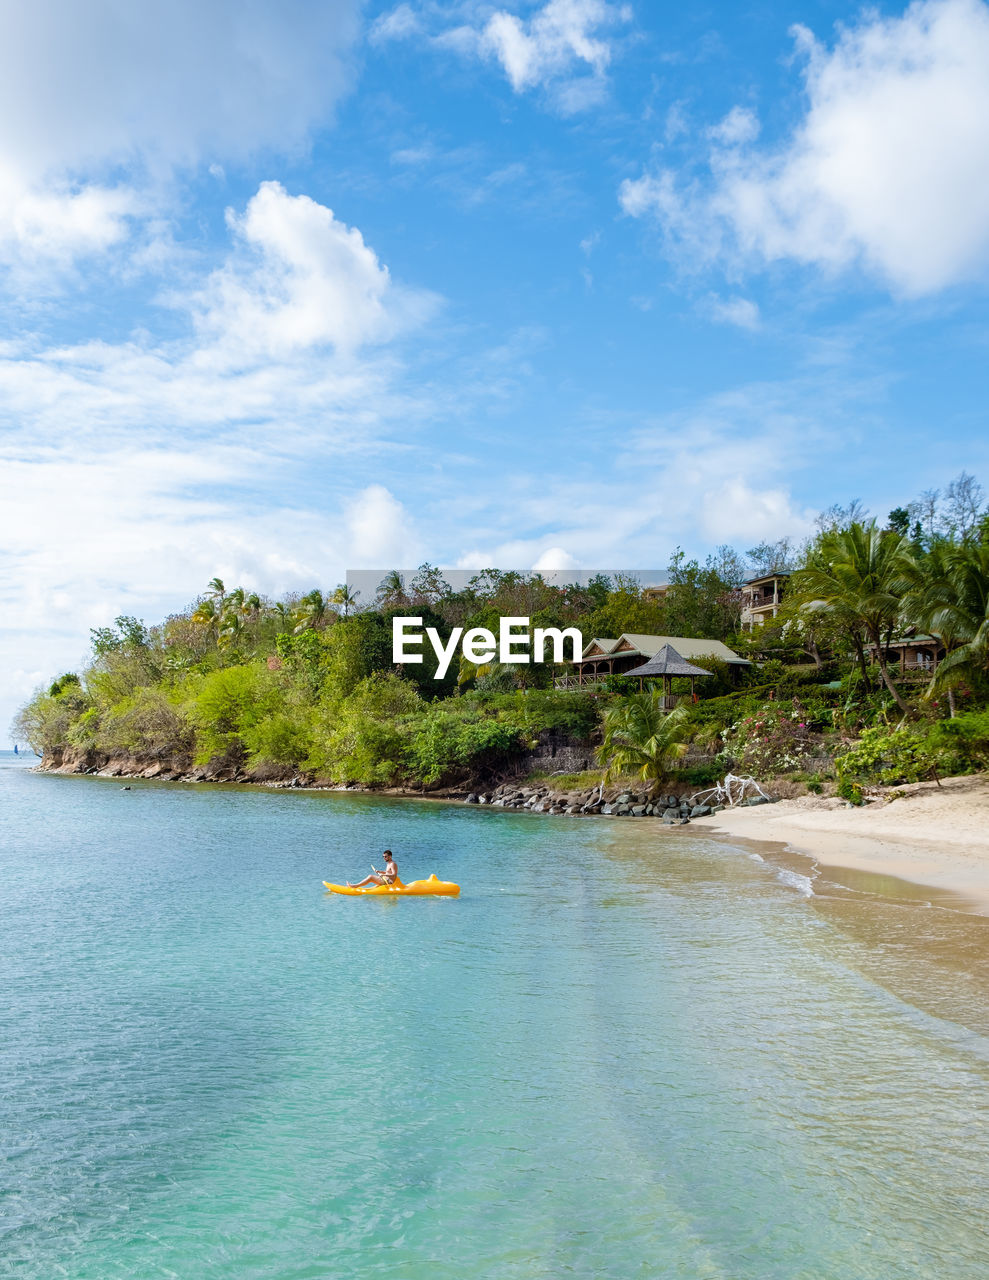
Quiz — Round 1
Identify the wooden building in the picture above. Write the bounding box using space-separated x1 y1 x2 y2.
556 633 750 688
863 634 943 678
740 572 789 630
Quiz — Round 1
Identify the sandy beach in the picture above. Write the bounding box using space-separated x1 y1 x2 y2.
701 774 989 913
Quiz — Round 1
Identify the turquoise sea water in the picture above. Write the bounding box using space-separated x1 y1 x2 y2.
2 751 989 1278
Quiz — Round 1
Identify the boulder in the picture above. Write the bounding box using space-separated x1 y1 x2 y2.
690 804 712 818
662 807 680 820
743 795 771 807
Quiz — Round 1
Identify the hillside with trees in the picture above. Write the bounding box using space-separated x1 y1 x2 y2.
16 474 989 801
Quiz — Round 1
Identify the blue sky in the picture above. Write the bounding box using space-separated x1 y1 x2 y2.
3 0 989 731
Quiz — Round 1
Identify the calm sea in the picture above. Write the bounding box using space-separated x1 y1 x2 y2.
2 750 988 1278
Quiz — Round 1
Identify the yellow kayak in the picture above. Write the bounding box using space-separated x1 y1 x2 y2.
323 874 460 897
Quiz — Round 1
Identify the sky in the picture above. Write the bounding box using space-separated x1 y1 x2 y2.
3 0 989 734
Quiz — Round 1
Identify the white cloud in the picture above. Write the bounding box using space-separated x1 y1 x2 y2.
383 0 631 111
532 546 580 570
482 0 619 91
0 184 435 733
447 377 833 575
622 0 989 295
0 1 361 278
370 3 422 43
707 106 759 147
708 295 761 330
344 485 422 566
185 182 436 365
0 170 138 272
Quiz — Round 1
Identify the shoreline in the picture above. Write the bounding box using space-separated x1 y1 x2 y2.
698 774 989 915
33 754 989 915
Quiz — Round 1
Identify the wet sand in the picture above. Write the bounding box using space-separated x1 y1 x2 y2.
700 773 989 914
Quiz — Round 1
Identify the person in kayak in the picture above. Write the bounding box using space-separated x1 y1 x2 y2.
347 851 399 889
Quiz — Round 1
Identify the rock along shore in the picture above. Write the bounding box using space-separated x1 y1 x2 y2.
459 779 770 824
35 748 773 824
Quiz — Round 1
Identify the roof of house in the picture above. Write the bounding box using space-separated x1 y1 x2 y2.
743 572 791 586
624 644 714 679
579 633 750 666
581 637 620 656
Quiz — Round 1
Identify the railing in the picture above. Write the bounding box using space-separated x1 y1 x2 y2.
553 675 606 691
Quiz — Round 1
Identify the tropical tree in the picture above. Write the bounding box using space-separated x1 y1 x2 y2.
217 611 244 650
598 695 690 795
191 597 221 641
907 542 989 701
376 570 408 609
332 584 360 617
791 522 914 714
293 589 328 633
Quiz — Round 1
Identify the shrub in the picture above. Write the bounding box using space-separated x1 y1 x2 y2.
836 725 946 789
94 686 192 760
185 663 290 766
406 706 522 787
311 673 422 784
720 699 818 776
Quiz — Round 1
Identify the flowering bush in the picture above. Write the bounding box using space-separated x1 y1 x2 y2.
720 699 816 776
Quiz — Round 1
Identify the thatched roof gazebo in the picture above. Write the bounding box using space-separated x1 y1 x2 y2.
624 643 712 707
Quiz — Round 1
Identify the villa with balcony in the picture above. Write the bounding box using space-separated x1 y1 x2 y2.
863 633 944 679
740 572 789 630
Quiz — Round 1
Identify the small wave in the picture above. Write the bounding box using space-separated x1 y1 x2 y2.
777 868 814 897
748 853 764 862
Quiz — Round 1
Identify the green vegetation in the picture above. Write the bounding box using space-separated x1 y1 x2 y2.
15 474 989 795
600 697 689 795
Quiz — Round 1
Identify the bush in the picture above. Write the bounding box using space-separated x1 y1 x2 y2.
406 705 522 787
679 761 724 786
95 687 192 760
835 724 948 789
185 663 291 766
720 699 819 776
474 688 600 738
310 673 421 784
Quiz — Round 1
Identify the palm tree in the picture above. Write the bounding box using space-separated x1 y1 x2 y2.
218 611 244 650
332 584 359 617
206 577 226 602
908 542 989 701
191 597 220 640
599 695 690 796
791 522 914 714
376 570 407 609
293 589 328 633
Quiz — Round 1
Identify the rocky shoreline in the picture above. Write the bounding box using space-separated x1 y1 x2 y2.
35 748 774 823
461 779 772 823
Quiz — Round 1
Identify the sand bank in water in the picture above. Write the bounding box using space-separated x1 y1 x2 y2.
702 774 989 914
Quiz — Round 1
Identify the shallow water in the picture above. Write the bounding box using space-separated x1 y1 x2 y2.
2 752 988 1278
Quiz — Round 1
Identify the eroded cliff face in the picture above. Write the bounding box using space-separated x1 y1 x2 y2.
37 747 300 786
36 731 607 800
